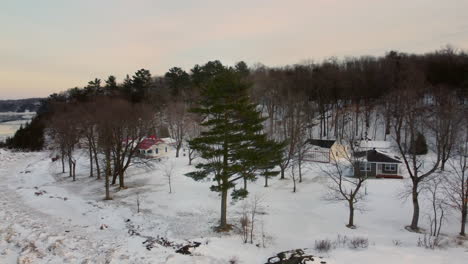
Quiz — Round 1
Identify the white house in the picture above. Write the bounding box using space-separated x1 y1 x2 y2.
137 135 175 158
305 139 350 163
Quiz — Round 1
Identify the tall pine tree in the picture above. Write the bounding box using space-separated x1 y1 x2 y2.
186 64 283 231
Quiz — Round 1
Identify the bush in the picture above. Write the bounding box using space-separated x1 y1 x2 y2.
409 132 428 155
229 256 239 264
314 239 332 252
333 234 348 248
417 234 444 250
349 237 369 249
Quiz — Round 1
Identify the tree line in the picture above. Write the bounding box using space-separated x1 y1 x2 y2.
4 47 467 235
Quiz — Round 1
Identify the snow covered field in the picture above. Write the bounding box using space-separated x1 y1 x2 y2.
1 149 467 263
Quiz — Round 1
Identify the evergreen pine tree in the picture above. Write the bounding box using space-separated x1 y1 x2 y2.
409 132 428 155
186 65 283 231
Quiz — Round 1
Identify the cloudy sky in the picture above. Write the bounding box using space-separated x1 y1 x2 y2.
1 0 467 99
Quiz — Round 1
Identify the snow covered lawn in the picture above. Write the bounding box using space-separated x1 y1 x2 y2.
1 149 467 263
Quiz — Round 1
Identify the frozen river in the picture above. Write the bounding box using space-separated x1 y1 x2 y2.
0 112 35 142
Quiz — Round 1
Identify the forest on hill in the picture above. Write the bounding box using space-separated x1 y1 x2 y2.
6 47 467 152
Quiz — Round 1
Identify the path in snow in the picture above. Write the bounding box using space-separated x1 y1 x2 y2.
0 152 129 263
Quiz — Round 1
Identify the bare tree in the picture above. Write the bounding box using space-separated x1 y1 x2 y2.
136 192 141 213
275 100 306 180
433 88 462 171
49 107 80 181
249 195 262 244
163 161 175 194
95 98 115 200
423 176 448 238
239 202 249 243
165 100 192 158
238 195 263 244
78 101 101 179
391 69 443 231
323 135 367 228
186 116 201 165
444 128 468 236
295 139 313 183
290 163 298 193
108 100 155 188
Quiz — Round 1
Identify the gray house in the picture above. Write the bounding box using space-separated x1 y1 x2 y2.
354 150 403 179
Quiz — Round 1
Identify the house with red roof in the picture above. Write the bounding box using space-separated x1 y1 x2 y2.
137 135 175 158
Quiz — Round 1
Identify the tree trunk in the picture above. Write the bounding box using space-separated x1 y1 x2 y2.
61 154 65 173
220 188 228 229
111 155 120 185
298 158 302 183
68 155 72 178
355 104 359 136
243 177 247 190
188 149 194 165
264 175 268 187
340 114 345 141
385 112 390 136
347 201 355 228
118 169 125 189
280 165 285 180
176 143 181 158
461 203 467 236
72 161 76 181
93 149 101 180
319 115 323 139
90 139 101 179
325 111 329 138
104 148 111 200
293 177 296 193
112 171 118 185
410 183 420 230
89 144 94 177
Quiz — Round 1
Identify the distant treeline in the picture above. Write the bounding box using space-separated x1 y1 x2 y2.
4 47 468 150
0 98 43 113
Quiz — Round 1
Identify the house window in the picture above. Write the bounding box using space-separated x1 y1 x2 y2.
165 147 167 152
360 162 372 171
147 150 152 154
156 148 158 154
384 164 396 171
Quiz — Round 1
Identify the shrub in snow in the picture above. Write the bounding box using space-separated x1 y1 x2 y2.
229 256 239 264
332 235 349 248
417 234 447 250
314 239 332 252
348 237 369 249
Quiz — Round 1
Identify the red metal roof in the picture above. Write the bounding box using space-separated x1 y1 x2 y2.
137 136 164 150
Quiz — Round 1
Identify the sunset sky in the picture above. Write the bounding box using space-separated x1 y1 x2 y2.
1 0 467 99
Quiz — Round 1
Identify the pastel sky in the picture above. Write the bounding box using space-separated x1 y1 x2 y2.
1 0 467 99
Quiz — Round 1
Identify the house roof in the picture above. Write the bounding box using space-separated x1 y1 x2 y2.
355 150 401 163
161 137 177 144
138 135 164 150
359 140 391 149
306 139 336 149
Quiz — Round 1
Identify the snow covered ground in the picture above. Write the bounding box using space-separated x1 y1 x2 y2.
1 149 467 263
